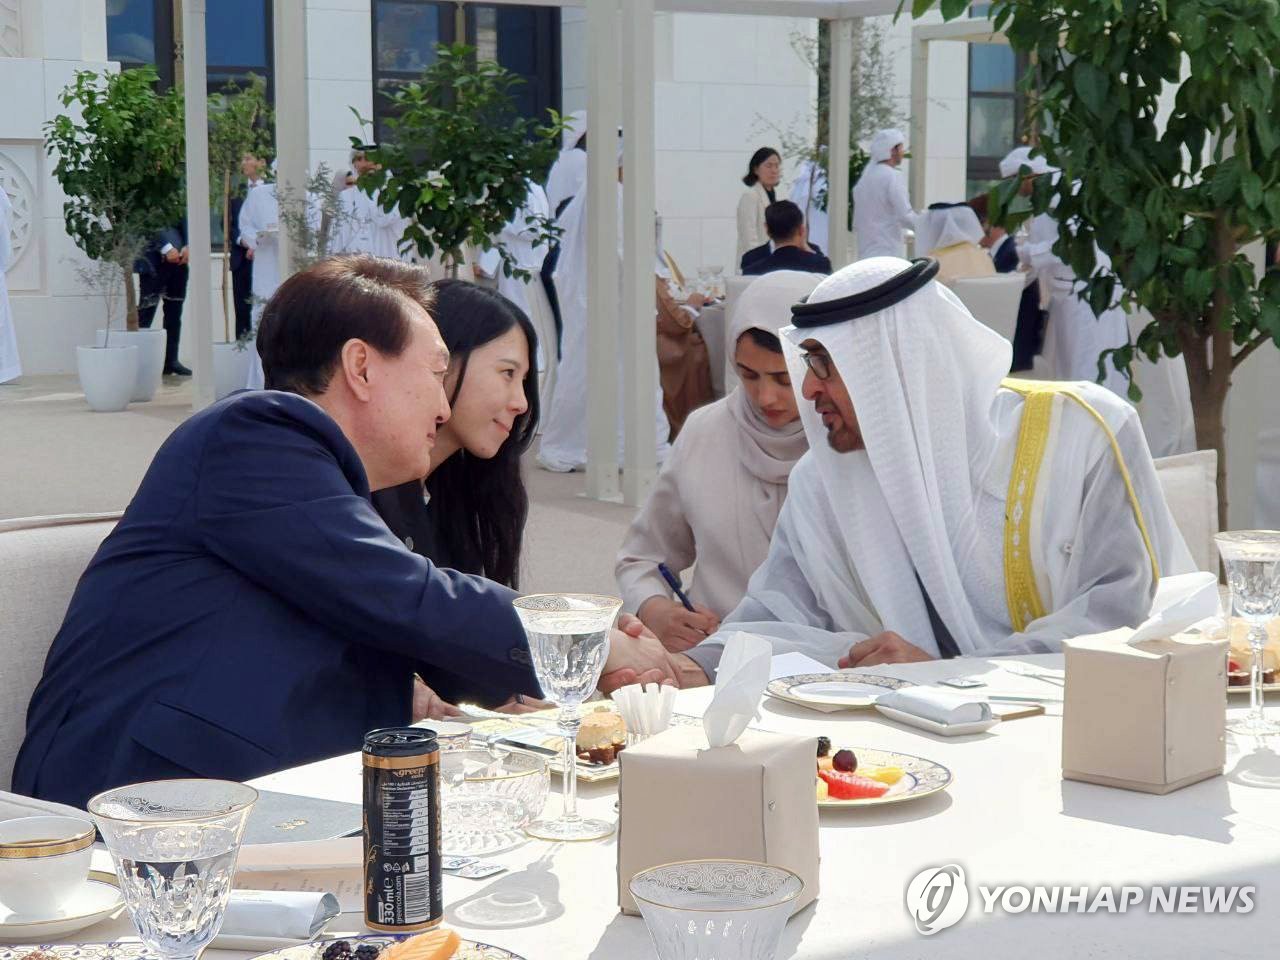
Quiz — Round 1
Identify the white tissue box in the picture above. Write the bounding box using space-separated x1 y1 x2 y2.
616 725 819 916
1061 630 1228 794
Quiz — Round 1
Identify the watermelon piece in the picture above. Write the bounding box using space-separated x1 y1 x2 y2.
818 769 890 800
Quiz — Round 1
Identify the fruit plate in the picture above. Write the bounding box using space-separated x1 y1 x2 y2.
257 934 526 960
817 747 953 808
767 672 911 710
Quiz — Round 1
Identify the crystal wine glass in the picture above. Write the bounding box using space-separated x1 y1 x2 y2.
513 593 622 841
88 780 258 960
1216 531 1280 737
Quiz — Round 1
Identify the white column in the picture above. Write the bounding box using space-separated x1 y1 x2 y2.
827 18 854 269
584 0 622 501
181 0 215 410
621 0 657 506
908 30 930 212
273 0 308 281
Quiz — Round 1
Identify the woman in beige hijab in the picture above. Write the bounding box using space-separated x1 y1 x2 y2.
615 270 820 651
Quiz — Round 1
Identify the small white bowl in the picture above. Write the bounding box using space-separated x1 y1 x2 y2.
0 816 96 918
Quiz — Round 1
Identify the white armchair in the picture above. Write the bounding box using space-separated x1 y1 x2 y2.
950 274 1026 344
0 513 120 790
1152 450 1218 573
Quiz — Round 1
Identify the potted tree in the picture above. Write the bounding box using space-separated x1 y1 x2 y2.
45 66 185 407
916 0 1280 526
71 232 143 412
353 43 563 279
208 74 273 397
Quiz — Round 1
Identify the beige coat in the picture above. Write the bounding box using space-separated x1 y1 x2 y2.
735 182 773 267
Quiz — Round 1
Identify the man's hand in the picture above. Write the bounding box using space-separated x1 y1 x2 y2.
163 248 181 264
412 677 464 721
601 623 678 693
179 246 190 265
685 292 708 309
638 596 719 653
838 631 935 669
245 247 254 261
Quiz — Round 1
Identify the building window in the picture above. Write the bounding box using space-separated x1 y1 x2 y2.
371 1 560 145
106 0 272 96
965 42 1026 198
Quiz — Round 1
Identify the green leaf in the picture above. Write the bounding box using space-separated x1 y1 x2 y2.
1210 159 1241 206
939 0 969 20
1072 60 1110 117
1242 171 1264 209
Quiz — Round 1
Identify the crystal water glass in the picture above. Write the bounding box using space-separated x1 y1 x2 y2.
629 859 804 960
1217 531 1280 737
513 593 622 841
88 780 258 960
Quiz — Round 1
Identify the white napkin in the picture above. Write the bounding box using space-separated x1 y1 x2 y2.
703 632 772 747
212 889 341 949
1128 571 1220 644
611 682 677 736
876 687 992 726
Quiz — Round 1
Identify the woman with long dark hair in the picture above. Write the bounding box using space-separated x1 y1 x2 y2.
372 279 548 716
736 146 783 267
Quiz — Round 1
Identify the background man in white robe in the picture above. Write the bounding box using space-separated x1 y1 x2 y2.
602 257 1194 688
789 152 829 250
1005 147 1131 397
536 143 671 473
334 147 410 260
852 129 917 260
0 186 20 383
545 110 588 217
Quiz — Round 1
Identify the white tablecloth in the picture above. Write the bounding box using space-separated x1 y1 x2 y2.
42 656 1280 958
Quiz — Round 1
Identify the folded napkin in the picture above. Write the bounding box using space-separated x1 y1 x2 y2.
212 889 341 949
877 687 992 726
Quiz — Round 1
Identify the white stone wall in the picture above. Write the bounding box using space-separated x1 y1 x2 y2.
305 0 374 179
561 10 818 274
1 0 115 376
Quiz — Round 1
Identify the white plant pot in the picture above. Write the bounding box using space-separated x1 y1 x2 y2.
213 342 253 400
96 328 165 402
76 345 139 413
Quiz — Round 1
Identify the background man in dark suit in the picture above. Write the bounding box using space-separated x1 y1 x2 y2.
741 201 832 276
12 255 662 807
136 220 190 375
983 221 1045 372
228 152 266 339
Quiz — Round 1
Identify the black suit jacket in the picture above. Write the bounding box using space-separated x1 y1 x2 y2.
742 244 832 276
13 391 540 807
990 234 1046 371
135 221 188 277
229 194 250 272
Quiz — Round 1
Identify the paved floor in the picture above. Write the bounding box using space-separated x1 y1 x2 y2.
0 376 637 596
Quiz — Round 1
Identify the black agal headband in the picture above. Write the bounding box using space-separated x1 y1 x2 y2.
790 258 939 328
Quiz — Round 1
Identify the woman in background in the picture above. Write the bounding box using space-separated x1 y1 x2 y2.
736 147 783 267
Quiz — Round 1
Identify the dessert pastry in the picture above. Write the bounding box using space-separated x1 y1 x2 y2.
576 706 627 764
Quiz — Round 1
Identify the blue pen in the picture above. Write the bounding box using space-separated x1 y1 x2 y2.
657 562 696 612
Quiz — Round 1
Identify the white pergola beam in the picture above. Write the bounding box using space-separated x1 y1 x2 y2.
472 0 899 15
621 0 659 506
182 0 215 411
273 1 308 281
584 0 623 500
827 18 854 268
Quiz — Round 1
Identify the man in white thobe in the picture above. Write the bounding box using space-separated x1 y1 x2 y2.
545 110 588 217
238 175 321 389
0 186 21 383
536 146 671 473
333 147 410 260
1003 147 1131 397
602 257 1195 686
852 129 916 260
789 153 830 251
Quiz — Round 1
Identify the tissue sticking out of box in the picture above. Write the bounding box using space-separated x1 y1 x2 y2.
702 632 773 747
611 682 677 737
1127 571 1220 645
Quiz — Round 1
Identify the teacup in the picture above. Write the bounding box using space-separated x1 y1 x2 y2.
0 816 96 917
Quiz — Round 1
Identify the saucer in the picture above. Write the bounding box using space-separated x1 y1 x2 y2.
0 870 125 942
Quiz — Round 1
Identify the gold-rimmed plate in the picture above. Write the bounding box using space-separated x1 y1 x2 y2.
817 747 953 808
0 870 125 943
768 672 911 710
254 933 526 960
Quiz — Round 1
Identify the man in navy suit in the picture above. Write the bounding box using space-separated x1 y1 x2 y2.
13 255 662 807
741 201 832 277
984 223 1045 372
136 220 190 375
